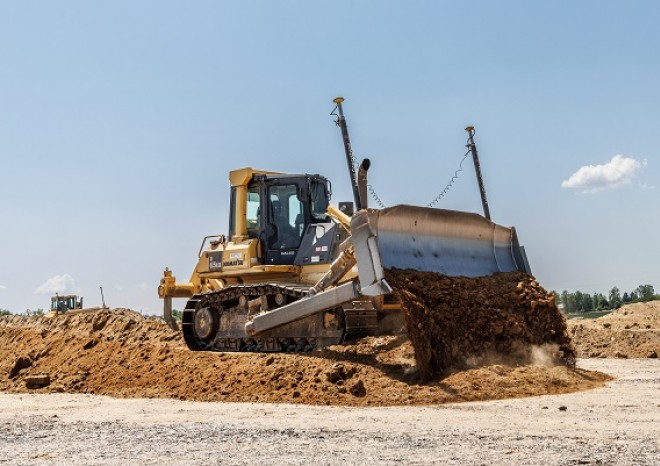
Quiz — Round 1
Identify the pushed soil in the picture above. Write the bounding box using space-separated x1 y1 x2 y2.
386 269 576 379
1 304 609 406
568 300 660 359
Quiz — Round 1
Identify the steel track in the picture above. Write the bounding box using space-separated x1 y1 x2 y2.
181 283 379 353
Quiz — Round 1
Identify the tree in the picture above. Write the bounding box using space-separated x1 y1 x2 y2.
609 287 622 309
635 284 655 302
592 293 609 311
0 309 12 316
568 291 582 313
557 284 660 314
25 308 44 317
582 293 594 312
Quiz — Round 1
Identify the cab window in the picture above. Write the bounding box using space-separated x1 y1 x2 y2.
246 186 260 229
311 181 330 222
268 184 304 249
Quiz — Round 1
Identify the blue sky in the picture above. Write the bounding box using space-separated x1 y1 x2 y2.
1 1 658 313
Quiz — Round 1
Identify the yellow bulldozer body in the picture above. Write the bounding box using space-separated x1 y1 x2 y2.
157 100 529 353
158 167 358 301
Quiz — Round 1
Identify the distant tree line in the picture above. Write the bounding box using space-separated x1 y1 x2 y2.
0 308 45 316
557 284 658 314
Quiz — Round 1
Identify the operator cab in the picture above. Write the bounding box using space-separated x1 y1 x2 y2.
229 173 336 265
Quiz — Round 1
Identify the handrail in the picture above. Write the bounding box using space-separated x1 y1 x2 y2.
198 234 226 257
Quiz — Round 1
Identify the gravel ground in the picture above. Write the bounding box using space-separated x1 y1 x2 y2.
0 358 658 466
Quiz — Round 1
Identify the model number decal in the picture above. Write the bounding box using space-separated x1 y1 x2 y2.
208 252 224 271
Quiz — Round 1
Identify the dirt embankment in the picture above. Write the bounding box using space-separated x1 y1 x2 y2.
1 309 610 406
568 301 660 359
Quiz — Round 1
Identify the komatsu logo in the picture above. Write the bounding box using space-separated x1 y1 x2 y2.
223 260 244 267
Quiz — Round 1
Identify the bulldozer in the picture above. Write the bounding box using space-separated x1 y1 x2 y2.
46 288 109 317
158 98 530 352
48 294 84 316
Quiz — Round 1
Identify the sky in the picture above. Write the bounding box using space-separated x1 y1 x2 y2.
1 1 658 314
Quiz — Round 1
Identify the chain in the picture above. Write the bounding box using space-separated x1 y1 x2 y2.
367 182 386 209
340 127 469 210
332 103 471 209
427 148 471 208
350 144 472 210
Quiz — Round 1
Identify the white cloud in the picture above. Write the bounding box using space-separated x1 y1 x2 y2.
561 155 646 193
138 282 148 290
35 274 76 295
0 285 6 290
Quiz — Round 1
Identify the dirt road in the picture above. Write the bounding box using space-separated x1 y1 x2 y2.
1 358 657 465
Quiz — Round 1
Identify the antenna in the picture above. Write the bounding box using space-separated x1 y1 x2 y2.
332 97 363 211
465 126 491 220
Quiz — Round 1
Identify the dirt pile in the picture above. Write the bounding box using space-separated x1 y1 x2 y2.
386 269 576 380
0 308 607 406
568 301 660 358
1 308 180 345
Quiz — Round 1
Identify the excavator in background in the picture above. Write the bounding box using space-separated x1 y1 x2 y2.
158 98 530 352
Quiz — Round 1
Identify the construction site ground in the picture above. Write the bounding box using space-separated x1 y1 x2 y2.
1 300 658 464
0 308 609 406
0 359 657 465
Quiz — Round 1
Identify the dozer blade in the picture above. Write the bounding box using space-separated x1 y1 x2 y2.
351 205 531 296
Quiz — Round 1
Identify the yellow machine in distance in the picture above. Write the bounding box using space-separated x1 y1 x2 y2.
47 288 109 317
49 294 83 315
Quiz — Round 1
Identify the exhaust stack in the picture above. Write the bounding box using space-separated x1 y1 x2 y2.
357 158 370 209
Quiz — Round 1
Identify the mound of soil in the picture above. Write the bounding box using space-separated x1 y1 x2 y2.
386 269 576 380
568 301 660 359
0 308 607 406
